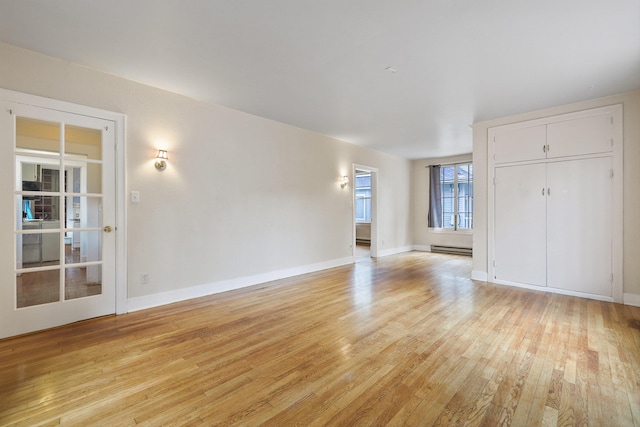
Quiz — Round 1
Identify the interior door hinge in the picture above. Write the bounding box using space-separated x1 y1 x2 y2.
610 169 614 179
611 273 614 284
9 109 13 115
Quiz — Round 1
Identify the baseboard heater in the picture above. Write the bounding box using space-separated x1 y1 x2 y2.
430 245 472 256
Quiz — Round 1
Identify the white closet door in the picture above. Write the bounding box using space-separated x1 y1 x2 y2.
547 157 612 296
494 163 547 286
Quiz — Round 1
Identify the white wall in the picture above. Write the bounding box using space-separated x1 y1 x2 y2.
355 223 371 242
472 90 640 300
411 154 473 251
0 42 412 307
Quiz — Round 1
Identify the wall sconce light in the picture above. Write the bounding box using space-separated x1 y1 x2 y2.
340 175 349 189
155 150 168 171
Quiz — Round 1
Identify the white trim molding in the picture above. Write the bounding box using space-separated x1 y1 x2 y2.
376 246 414 258
128 256 354 312
492 279 614 303
624 293 640 307
471 271 488 282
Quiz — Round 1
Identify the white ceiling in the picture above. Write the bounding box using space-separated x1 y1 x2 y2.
1 1 638 159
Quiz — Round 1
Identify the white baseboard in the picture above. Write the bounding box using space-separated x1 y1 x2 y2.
624 293 640 307
127 256 354 312
471 270 488 282
489 278 615 303
412 245 432 252
376 246 414 258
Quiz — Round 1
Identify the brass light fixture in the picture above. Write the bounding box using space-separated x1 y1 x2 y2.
155 150 168 171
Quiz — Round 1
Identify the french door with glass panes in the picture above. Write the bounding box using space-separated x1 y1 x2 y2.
0 101 116 338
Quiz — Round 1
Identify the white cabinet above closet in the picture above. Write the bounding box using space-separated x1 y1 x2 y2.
488 104 623 303
546 113 614 158
493 125 546 164
492 109 614 164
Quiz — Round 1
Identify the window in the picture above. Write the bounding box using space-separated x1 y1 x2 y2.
429 163 473 230
355 173 371 222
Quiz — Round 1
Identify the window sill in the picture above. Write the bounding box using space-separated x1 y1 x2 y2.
428 228 473 235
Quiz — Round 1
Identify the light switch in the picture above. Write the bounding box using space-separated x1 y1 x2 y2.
130 191 140 203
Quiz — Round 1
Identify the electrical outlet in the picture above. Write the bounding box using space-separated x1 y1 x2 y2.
140 273 149 285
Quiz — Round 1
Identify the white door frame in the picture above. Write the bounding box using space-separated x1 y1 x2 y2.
352 163 379 258
0 88 127 316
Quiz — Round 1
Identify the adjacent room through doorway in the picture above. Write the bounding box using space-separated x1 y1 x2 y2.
353 165 378 260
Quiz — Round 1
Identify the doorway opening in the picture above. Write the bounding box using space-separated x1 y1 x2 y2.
353 164 378 260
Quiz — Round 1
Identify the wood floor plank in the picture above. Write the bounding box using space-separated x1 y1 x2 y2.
1 252 639 426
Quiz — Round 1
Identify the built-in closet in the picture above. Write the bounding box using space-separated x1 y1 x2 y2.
487 105 623 301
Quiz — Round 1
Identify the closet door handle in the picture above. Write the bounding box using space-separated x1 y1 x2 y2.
542 188 545 196
548 188 551 196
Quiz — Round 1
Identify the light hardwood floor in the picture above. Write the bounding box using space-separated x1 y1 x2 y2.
1 252 639 426
355 242 371 258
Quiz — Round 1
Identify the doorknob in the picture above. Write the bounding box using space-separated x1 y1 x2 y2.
103 225 113 233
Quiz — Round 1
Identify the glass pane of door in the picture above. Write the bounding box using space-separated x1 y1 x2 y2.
16 117 60 153
16 270 60 308
14 117 105 308
62 123 103 301
65 230 102 301
15 117 63 307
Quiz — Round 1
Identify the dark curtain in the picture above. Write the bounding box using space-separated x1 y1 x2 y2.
428 165 442 228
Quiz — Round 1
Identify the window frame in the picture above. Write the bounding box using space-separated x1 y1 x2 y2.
354 172 372 223
431 162 473 234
